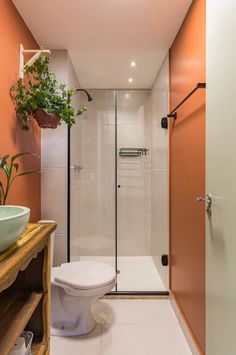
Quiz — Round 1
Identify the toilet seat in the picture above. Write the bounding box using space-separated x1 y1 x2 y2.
52 260 116 290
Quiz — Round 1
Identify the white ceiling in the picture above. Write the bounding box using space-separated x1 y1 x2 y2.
13 0 192 89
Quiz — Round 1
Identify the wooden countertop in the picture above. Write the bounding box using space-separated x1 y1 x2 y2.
0 223 56 293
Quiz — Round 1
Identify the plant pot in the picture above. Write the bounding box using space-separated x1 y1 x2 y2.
33 109 61 129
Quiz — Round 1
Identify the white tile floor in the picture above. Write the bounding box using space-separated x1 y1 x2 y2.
76 256 166 291
50 299 192 355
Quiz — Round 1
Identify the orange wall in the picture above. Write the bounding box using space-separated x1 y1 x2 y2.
169 0 206 353
0 1 40 221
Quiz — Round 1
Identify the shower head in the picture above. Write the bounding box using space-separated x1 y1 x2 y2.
76 88 93 102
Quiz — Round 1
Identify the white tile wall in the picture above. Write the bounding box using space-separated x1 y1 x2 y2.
41 124 67 169
41 167 67 234
41 50 80 266
117 91 152 256
70 90 116 259
53 233 67 266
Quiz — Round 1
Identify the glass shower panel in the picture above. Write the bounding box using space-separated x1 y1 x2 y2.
70 90 116 270
70 89 167 294
116 91 154 291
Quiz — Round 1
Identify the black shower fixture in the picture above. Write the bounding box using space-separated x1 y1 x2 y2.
76 88 93 102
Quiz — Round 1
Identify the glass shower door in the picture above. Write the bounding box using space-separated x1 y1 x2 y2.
70 90 116 271
116 91 166 292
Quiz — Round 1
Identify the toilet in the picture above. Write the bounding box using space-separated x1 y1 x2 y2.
51 260 116 336
39 221 116 336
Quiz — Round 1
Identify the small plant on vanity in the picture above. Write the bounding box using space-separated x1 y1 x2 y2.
10 54 87 131
0 152 39 205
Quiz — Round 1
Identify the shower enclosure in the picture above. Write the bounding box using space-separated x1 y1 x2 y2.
69 90 168 294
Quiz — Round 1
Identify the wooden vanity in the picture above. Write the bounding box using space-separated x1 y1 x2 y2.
0 222 56 355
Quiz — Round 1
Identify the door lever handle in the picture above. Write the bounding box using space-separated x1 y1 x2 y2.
197 194 212 216
196 195 211 203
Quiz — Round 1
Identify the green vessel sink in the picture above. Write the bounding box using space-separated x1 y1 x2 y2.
0 206 30 252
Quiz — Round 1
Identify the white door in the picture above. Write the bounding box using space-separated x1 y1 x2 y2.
206 1 236 354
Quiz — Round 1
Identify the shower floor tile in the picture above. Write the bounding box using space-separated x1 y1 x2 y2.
50 299 192 355
117 256 166 291
75 256 166 292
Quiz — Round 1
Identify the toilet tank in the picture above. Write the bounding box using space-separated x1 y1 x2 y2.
38 220 55 266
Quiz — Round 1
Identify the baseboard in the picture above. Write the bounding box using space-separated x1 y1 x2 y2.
169 291 202 355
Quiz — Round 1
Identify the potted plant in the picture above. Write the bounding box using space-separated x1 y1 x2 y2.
0 152 39 252
10 54 87 131
0 152 39 205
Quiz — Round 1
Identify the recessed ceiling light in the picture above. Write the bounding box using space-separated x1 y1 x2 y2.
131 61 136 67
128 78 133 83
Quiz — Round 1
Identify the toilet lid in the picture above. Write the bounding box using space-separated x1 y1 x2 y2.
53 261 116 290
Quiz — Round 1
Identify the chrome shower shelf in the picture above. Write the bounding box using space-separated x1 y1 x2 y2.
119 148 149 157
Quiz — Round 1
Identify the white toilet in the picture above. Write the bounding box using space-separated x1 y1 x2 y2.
51 260 116 336
39 221 116 336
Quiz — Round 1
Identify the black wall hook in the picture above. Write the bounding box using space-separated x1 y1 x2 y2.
161 117 168 129
161 113 177 129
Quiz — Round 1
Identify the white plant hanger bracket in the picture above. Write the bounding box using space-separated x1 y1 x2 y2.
19 43 51 79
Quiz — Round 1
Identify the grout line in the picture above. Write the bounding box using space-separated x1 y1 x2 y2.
41 166 67 169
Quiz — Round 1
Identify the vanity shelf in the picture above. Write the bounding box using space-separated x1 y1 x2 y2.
0 290 43 354
0 222 56 355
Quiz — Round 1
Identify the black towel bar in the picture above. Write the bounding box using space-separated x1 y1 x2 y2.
161 82 206 129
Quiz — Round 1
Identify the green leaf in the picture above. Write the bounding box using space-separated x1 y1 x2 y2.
0 152 40 204
11 152 36 162
11 152 30 161
0 182 4 204
15 169 39 178
13 163 19 172
3 164 11 177
0 155 9 168
77 107 87 116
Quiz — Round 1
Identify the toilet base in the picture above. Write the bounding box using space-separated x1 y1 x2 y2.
51 284 98 336
51 280 116 336
51 318 96 337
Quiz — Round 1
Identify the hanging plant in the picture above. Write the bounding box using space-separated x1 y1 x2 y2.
10 54 87 131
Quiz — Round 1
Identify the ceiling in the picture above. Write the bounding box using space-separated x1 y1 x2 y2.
13 0 192 89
